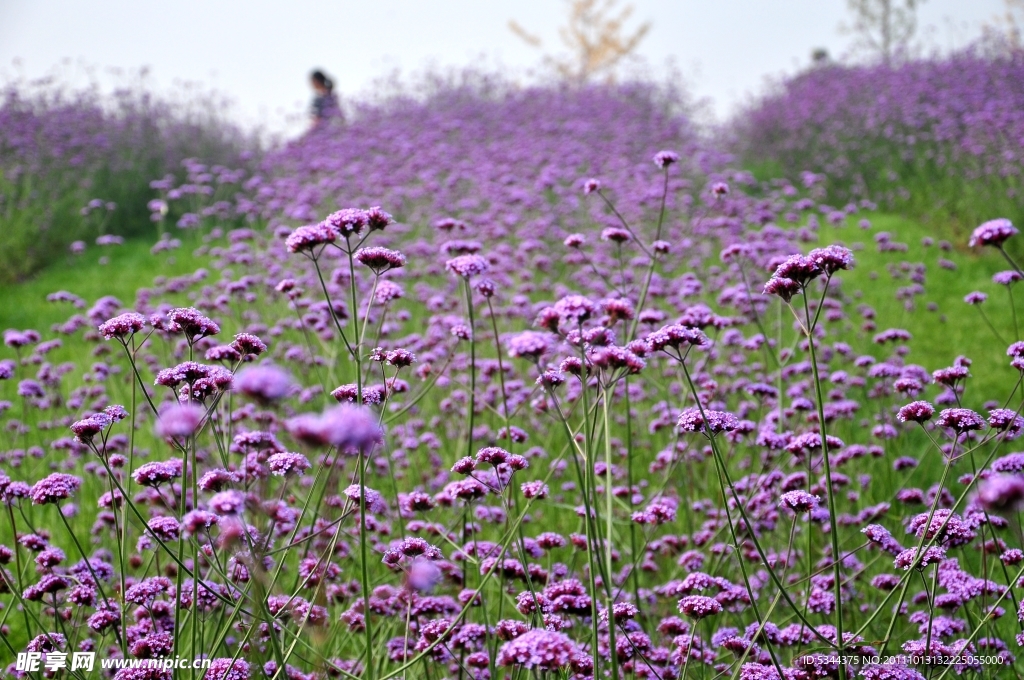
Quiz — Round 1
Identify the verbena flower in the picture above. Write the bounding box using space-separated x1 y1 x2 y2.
496 629 578 670
969 218 1017 248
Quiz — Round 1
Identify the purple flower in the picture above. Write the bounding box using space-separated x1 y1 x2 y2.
995 274 1024 294
445 254 489 278
30 473 82 505
762 275 802 302
969 218 1017 248
287 405 382 453
365 206 394 231
98 312 147 340
235 365 295 403
286 223 336 253
646 324 710 352
325 208 369 237
976 475 1024 513
147 516 181 542
653 150 679 168
678 595 723 619
935 408 985 432
897 401 935 424
677 407 739 435
70 413 113 443
344 484 386 513
209 490 246 515
779 490 820 513
167 307 220 341
355 246 407 273
231 333 267 358
204 659 250 680
155 403 205 439
132 459 183 487
769 254 821 285
807 244 854 274
267 452 311 477
894 546 947 570
496 629 579 670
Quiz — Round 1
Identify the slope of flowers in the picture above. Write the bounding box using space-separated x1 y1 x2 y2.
733 46 1024 232
3 81 1024 680
0 81 252 281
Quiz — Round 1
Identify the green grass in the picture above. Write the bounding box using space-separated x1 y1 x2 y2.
0 237 210 332
818 213 1024 404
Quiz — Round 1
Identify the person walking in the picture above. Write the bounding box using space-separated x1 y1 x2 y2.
310 69 341 129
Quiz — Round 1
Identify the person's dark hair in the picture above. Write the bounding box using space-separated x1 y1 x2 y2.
311 70 333 92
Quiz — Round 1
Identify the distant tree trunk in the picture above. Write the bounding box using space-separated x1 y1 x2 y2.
841 0 923 65
509 0 651 84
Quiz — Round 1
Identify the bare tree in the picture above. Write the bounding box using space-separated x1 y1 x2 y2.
840 0 924 64
989 0 1024 48
509 0 651 84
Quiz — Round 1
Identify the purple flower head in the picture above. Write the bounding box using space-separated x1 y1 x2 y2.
385 349 415 368
993 270 1023 286
548 294 598 328
496 629 579 670
779 490 820 513
770 254 822 285
267 452 311 477
582 178 601 194
365 206 394 231
201 659 250 680
235 365 295 404
964 291 987 305
711 181 729 197
325 208 369 237
98 312 147 340
445 254 489 278
344 484 386 513
601 227 631 243
897 401 935 424
71 413 113 443
356 246 407 273
155 403 205 439
989 408 1024 436
762 276 802 302
506 331 551 360
286 223 336 253
976 474 1024 513
319 404 384 454
167 307 220 341
147 516 181 542
646 324 710 352
30 473 82 505
209 490 246 516
132 459 183 487
105 405 129 421
807 245 854 275
935 408 985 433
564 233 586 249
407 558 442 593
231 333 267 358
894 546 947 571
653 150 679 168
677 407 739 436
969 218 1017 248
678 595 723 619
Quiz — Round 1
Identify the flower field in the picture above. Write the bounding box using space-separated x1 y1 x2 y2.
3 64 1024 680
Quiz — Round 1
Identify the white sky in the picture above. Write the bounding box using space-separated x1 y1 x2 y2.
0 0 1009 136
